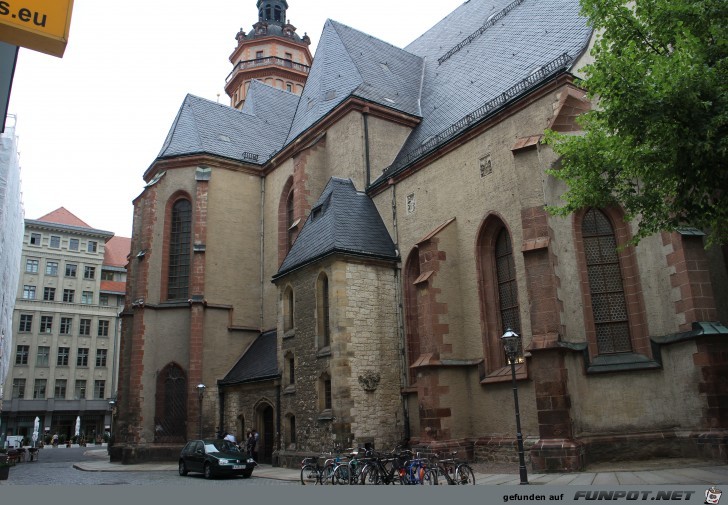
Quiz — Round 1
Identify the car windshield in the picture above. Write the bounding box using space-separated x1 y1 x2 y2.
204 440 240 453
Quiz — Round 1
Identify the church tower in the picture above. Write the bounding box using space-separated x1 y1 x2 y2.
225 0 313 109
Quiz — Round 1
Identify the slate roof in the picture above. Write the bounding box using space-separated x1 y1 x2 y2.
219 330 279 386
285 19 424 143
154 82 300 169
383 0 592 177
274 178 398 279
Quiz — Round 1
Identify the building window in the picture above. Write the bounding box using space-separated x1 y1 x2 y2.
43 287 56 301
167 199 192 300
79 318 91 336
288 415 296 444
30 232 41 245
63 289 75 303
94 380 106 399
101 271 114 281
25 259 39 273
15 345 29 365
286 83 292 92
96 348 108 367
23 285 36 299
19 314 32 332
36 346 50 367
84 266 96 279
50 235 61 248
324 377 332 410
60 317 72 335
65 263 77 277
33 379 47 399
581 208 632 354
100 294 109 306
286 189 295 251
477 217 524 376
495 228 522 359
283 286 294 332
256 50 264 59
317 273 330 349
81 291 93 304
98 320 109 337
69 238 79 251
12 378 26 399
77 348 89 367
75 380 87 400
40 315 53 333
54 379 67 399
46 261 58 275
57 347 69 366
87 240 98 253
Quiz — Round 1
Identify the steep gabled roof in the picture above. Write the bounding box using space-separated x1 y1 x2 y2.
219 330 279 386
155 84 299 168
36 207 91 228
274 178 398 279
286 19 424 143
378 0 592 177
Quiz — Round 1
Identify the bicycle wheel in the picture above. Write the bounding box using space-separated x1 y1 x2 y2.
321 462 335 485
421 468 438 485
360 463 381 485
300 464 319 485
455 464 475 485
332 464 351 485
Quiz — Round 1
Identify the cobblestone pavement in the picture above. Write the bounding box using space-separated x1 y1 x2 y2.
0 446 294 486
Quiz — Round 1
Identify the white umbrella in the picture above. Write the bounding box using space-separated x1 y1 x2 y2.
32 416 40 447
75 416 81 438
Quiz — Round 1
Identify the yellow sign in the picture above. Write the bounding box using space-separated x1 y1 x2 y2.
0 0 74 58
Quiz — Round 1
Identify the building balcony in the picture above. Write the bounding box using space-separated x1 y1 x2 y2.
226 57 311 84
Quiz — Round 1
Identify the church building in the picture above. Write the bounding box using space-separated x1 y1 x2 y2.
112 0 728 471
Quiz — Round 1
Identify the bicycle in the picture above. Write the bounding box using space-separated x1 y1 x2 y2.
400 452 438 485
331 447 368 485
434 451 476 485
359 448 412 485
300 452 339 485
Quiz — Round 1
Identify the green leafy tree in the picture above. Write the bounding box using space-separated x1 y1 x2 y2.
545 0 727 244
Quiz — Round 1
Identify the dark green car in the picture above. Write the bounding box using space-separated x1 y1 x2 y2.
179 439 256 479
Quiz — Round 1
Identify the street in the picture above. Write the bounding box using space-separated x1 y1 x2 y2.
1 446 294 486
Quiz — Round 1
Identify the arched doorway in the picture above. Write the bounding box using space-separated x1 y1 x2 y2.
154 363 187 442
255 403 275 463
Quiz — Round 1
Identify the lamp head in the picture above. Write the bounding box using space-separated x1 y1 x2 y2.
501 329 520 360
196 383 206 397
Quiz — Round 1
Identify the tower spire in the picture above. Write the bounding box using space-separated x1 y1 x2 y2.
256 0 288 26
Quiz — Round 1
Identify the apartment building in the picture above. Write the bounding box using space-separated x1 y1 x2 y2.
1 208 129 443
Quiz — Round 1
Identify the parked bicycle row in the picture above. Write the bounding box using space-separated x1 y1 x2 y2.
300 446 475 485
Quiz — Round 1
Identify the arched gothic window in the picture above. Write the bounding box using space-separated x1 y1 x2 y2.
154 363 187 442
581 209 632 354
167 199 191 300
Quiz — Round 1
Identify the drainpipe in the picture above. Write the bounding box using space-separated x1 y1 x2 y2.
260 176 266 330
390 180 410 441
363 110 371 188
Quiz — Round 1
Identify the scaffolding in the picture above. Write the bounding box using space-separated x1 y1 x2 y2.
0 114 25 425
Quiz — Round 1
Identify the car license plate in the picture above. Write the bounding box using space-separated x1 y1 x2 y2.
233 465 245 470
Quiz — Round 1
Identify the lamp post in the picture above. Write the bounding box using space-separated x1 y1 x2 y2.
501 328 529 485
196 384 206 439
108 400 116 437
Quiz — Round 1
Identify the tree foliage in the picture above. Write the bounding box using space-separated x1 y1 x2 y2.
545 0 727 245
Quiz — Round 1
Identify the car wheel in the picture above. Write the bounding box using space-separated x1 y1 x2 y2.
178 460 188 476
203 462 214 480
242 469 253 478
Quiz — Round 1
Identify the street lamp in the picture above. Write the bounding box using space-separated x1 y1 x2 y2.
196 384 206 439
501 328 529 485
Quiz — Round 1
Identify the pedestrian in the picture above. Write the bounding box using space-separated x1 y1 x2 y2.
252 428 259 461
52 433 59 448
246 430 258 461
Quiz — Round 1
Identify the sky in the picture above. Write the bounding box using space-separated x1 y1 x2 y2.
7 0 467 238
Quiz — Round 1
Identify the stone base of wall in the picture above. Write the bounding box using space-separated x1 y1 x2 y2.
530 438 585 472
108 443 184 464
692 431 728 462
579 431 702 465
473 436 537 466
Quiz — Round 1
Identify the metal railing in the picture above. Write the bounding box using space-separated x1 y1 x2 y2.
438 0 527 65
226 57 311 83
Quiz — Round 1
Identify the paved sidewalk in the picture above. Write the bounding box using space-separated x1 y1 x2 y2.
73 449 728 485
